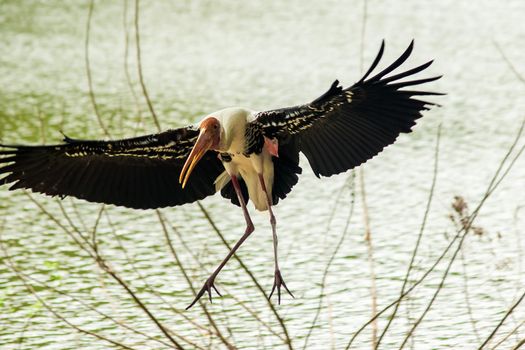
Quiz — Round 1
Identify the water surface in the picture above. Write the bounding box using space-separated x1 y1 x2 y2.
0 1 524 349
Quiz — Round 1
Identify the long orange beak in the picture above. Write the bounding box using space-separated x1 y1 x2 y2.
179 129 214 189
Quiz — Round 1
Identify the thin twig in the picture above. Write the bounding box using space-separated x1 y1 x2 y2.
69 198 89 233
303 172 356 349
91 205 105 254
134 0 161 132
492 40 525 84
346 225 459 349
122 0 143 135
357 1 377 346
26 194 186 349
85 17 185 344
360 167 378 348
479 291 525 349
359 0 368 74
94 254 185 350
56 200 100 255
399 118 525 349
511 338 525 350
85 0 110 137
0 236 136 350
164 214 286 342
17 305 40 350
512 206 524 303
376 124 442 347
347 115 525 348
25 194 95 259
321 173 353 248
156 210 235 350
460 245 482 343
491 314 525 348
103 211 213 347
196 202 294 350
15 269 179 349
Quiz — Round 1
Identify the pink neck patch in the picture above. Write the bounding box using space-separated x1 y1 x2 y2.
264 137 279 157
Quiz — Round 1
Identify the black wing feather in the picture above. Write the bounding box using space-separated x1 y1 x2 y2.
0 127 224 209
271 139 302 205
366 40 414 83
358 40 385 83
253 40 442 178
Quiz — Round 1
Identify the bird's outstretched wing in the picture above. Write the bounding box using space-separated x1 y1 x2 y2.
252 40 442 177
0 127 224 209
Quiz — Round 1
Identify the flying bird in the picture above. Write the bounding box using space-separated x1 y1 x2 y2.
0 41 442 308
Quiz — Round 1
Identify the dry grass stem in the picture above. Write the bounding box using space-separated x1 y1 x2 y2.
376 124 442 347
85 0 109 137
134 0 161 132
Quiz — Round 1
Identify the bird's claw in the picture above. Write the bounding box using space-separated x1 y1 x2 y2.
186 276 222 310
268 269 294 304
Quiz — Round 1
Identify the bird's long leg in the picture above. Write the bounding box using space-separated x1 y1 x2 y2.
258 174 294 304
186 175 254 309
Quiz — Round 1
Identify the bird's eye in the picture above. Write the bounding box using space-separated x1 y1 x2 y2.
214 124 219 129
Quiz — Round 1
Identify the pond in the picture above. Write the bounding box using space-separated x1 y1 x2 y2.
0 0 524 349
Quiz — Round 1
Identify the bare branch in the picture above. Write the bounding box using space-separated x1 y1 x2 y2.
85 0 110 137
134 0 161 131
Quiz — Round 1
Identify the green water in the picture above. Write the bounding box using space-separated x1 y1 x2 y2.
1 0 524 349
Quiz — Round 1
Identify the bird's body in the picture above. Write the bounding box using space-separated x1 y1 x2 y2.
208 107 275 211
0 41 442 307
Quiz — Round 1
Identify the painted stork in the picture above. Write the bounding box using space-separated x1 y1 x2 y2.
0 41 441 308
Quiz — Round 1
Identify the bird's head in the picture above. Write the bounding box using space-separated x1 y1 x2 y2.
179 116 221 188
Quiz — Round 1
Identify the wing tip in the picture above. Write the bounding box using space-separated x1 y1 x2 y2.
358 39 387 83
359 39 435 85
355 41 443 100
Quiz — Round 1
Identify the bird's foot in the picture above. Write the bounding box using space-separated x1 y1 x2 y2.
268 269 294 304
186 275 222 310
